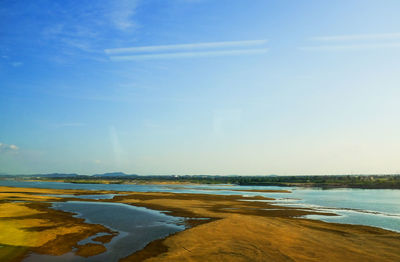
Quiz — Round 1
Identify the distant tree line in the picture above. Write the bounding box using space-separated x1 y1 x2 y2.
20 174 400 189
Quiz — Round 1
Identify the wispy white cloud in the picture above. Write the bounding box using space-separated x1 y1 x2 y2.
105 39 268 54
106 39 268 61
302 32 400 51
311 33 400 42
8 145 18 150
0 142 19 153
107 0 140 31
36 0 140 60
109 48 268 61
299 42 400 51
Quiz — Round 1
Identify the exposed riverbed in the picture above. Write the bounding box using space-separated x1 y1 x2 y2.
24 201 185 262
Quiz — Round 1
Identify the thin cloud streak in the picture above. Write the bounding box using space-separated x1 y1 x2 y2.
299 42 400 51
105 40 268 54
109 48 268 61
311 33 400 42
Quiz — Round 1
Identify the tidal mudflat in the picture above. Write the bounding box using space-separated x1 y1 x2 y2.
0 185 400 262
25 201 185 262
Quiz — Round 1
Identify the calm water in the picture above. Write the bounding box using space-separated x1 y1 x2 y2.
2 180 400 232
24 201 185 262
259 188 400 232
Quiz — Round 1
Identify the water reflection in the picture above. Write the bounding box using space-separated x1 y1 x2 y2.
25 201 185 262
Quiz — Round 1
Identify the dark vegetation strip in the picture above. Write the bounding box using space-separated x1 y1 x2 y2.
10 174 400 189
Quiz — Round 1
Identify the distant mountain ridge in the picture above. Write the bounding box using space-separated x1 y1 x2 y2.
34 173 81 178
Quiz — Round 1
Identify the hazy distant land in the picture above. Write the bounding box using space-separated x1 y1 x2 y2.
2 173 400 189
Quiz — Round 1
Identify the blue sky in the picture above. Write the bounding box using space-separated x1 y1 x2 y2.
1 0 400 175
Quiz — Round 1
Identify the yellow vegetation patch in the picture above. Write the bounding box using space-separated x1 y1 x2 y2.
0 245 28 262
0 187 115 262
142 215 400 262
0 193 60 202
0 202 95 247
0 186 73 195
0 202 44 218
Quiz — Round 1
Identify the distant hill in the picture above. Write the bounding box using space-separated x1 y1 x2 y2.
92 172 138 178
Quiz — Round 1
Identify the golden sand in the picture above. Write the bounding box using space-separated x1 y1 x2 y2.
0 185 399 262
0 186 115 261
113 192 400 262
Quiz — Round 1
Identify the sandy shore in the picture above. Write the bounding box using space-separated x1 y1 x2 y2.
0 186 399 262
0 186 118 261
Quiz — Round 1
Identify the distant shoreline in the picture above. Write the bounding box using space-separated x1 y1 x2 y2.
4 175 400 189
1 185 399 262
